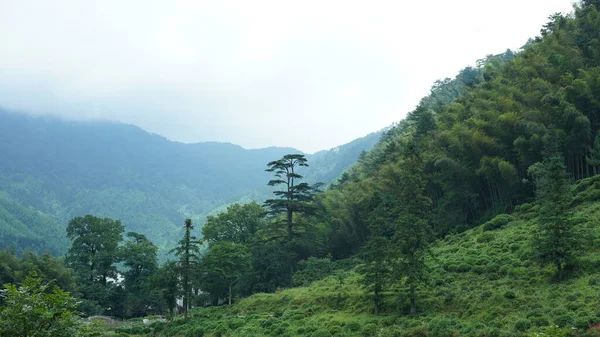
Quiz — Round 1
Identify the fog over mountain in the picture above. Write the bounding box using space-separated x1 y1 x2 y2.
0 0 573 153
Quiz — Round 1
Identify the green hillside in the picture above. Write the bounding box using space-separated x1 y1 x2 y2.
0 191 67 255
126 175 600 337
0 111 379 255
108 2 600 336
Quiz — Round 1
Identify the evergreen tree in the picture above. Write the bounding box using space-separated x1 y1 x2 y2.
170 218 201 319
264 154 317 240
358 236 391 315
529 129 581 280
392 148 433 315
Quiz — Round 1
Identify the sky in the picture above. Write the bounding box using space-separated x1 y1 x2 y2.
0 0 576 153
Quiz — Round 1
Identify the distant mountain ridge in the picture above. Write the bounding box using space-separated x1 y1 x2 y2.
0 109 381 256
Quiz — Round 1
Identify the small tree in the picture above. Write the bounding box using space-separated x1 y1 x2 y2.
0 273 81 337
170 218 201 319
122 232 159 317
358 236 391 315
151 261 179 319
199 241 251 305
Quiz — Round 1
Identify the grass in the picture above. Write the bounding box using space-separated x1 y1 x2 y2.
116 176 600 337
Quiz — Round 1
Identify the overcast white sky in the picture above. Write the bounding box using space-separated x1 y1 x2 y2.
0 0 575 153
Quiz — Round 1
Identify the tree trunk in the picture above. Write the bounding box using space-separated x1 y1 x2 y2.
410 283 417 316
557 261 563 281
287 208 293 240
229 283 232 305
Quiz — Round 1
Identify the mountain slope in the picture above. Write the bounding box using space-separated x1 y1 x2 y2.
133 176 600 337
0 191 67 255
0 110 379 254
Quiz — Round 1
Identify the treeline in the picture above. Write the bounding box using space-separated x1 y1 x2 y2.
3 1 600 327
317 0 600 259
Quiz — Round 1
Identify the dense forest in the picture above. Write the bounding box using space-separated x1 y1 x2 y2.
0 112 380 256
3 1 600 336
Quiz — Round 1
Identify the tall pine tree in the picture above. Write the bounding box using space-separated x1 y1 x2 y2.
170 218 201 319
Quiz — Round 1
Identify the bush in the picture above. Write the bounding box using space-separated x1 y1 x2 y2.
554 314 574 328
504 291 517 299
455 263 472 273
311 329 333 337
293 257 333 287
483 214 512 231
530 316 549 327
346 322 361 332
361 323 378 336
514 319 531 331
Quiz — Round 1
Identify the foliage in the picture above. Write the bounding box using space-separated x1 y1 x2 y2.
264 154 319 241
202 202 266 245
0 273 82 337
530 129 585 280
199 241 251 305
122 231 159 317
170 218 201 319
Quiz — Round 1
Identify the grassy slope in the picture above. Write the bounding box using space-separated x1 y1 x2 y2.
126 176 600 337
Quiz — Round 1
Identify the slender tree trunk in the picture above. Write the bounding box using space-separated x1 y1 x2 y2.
373 291 380 315
229 283 232 305
557 262 563 281
410 283 416 316
287 208 293 240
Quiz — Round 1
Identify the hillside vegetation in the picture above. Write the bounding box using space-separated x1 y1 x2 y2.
120 175 600 337
108 2 600 336
3 2 600 337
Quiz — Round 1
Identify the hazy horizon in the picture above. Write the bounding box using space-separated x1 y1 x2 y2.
0 0 575 153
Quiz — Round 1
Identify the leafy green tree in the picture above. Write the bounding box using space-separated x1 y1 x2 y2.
248 243 291 293
64 215 124 315
0 273 82 337
264 154 317 240
529 130 582 280
121 232 159 317
199 241 251 305
202 202 266 244
151 261 179 319
170 218 201 319
65 215 124 283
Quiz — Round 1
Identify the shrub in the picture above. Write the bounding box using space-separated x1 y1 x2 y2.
554 314 574 328
361 323 378 336
455 263 472 273
514 319 531 331
346 322 361 332
483 214 512 231
293 257 333 287
504 291 517 299
530 316 549 327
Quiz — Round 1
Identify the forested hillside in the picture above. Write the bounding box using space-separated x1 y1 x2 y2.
4 2 600 337
0 191 67 255
99 1 600 336
0 111 380 255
